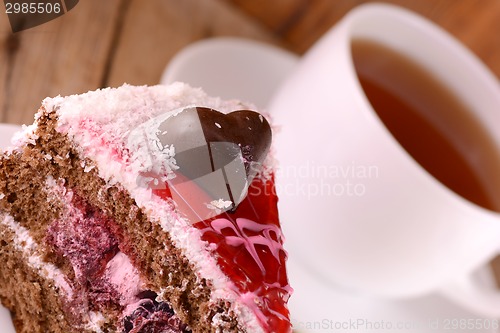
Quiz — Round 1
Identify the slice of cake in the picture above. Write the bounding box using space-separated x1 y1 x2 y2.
0 83 292 333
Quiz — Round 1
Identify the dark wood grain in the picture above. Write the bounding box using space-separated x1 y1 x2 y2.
0 0 279 124
0 0 124 125
224 0 500 78
0 0 500 124
1 0 498 125
106 0 277 87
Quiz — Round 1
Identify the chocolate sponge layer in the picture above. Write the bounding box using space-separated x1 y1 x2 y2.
0 219 76 333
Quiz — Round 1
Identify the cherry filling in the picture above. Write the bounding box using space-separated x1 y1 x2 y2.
46 194 121 308
124 291 191 333
45 191 189 332
154 175 292 332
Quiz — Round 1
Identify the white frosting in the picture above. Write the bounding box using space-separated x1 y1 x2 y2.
206 199 233 215
126 106 187 182
7 123 39 154
38 83 266 332
85 311 107 333
0 213 73 298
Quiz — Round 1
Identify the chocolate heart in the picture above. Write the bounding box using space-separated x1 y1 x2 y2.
156 106 272 211
196 107 272 175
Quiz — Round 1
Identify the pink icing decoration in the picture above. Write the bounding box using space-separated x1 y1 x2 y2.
211 218 284 275
199 213 291 331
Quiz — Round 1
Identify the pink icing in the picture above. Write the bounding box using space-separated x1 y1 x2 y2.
211 218 284 276
105 251 143 306
199 216 291 330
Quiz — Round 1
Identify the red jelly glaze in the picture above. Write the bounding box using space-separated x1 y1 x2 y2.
154 175 292 332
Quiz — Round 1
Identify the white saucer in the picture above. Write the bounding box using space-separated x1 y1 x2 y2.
161 37 298 109
161 37 500 333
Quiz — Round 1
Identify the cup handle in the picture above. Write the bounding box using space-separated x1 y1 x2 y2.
440 264 500 318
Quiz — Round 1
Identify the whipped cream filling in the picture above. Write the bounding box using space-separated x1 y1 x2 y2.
86 311 107 333
105 251 143 307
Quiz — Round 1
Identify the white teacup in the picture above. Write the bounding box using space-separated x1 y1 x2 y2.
269 3 500 317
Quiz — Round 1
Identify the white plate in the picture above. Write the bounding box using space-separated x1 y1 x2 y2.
161 37 500 333
0 124 22 333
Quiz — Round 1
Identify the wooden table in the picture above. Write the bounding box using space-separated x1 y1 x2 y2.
0 0 498 125
1 0 500 284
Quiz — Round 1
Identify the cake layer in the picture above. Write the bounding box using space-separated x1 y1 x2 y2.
0 213 82 333
0 119 220 332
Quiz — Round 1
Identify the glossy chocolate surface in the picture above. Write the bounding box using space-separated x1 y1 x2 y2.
156 107 272 211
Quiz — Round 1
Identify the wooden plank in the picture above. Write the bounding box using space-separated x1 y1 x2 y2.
0 0 123 125
226 0 500 77
106 0 279 87
0 15 12 124
220 0 311 35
